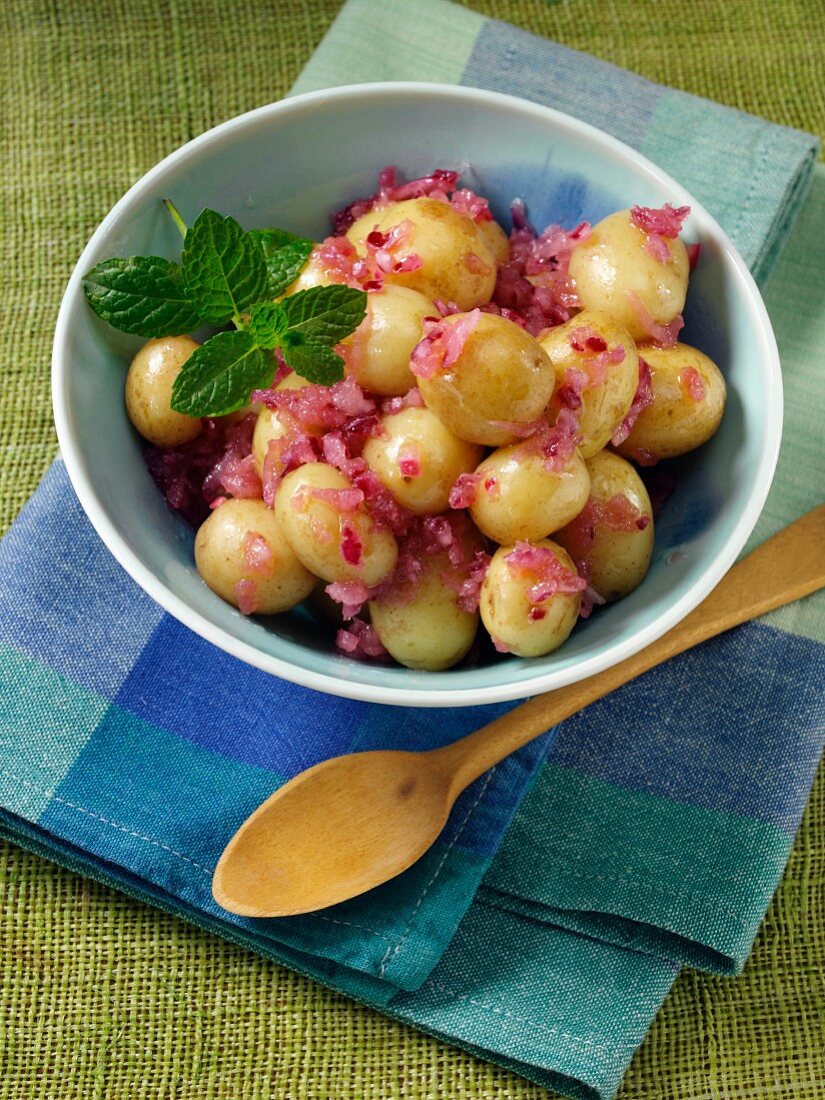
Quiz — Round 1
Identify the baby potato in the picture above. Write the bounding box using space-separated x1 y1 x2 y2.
417 312 556 446
125 335 202 447
479 540 582 658
614 342 726 461
554 451 654 602
194 498 316 615
251 372 315 478
477 217 510 265
279 249 338 297
568 210 688 342
363 407 483 515
469 446 590 544
369 537 482 671
540 310 639 458
274 463 398 587
349 197 497 310
345 285 436 396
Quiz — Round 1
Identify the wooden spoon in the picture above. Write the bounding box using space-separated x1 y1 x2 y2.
213 505 825 918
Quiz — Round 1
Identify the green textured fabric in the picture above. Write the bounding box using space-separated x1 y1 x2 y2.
1 2 824 1098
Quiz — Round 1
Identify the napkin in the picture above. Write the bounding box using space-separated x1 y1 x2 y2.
1 0 823 1096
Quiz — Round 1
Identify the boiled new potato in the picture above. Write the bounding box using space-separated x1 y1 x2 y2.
568 210 688 342
125 335 202 447
469 445 590 544
417 312 556 446
345 285 436 396
251 372 316 477
614 343 726 461
279 248 338 297
347 197 497 310
554 450 654 601
363 407 483 515
194 498 315 614
540 310 639 458
368 524 484 670
477 217 510 265
479 540 582 658
274 463 398 586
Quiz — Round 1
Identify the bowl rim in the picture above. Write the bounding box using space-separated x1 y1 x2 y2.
52 80 783 707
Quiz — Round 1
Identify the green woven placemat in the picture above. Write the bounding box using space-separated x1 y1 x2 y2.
1 2 823 1097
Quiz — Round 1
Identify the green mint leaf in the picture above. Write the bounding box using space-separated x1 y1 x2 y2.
82 257 200 337
282 342 345 386
249 229 314 297
247 301 288 349
278 285 367 346
182 209 268 325
170 330 274 417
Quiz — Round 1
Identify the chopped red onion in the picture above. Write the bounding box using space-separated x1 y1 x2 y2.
626 291 684 348
234 579 259 616
448 471 482 510
335 619 389 658
242 531 274 575
397 443 422 478
611 358 654 446
410 309 481 379
679 366 706 402
630 204 690 238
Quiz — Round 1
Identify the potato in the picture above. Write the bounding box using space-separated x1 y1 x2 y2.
479 540 582 658
568 210 688 342
345 285 436 397
194 499 315 614
417 312 556 446
469 445 590 544
274 463 398 586
251 372 316 478
347 197 497 310
614 342 726 461
368 525 484 670
279 248 338 297
363 407 483 515
540 310 639 458
477 217 510 265
125 336 202 447
554 451 654 602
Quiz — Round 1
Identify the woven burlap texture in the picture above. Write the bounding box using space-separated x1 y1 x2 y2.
1 1 823 1097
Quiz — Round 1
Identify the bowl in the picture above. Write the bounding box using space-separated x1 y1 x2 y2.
52 82 782 707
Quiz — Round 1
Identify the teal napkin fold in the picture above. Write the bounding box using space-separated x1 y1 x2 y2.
1 1 822 1098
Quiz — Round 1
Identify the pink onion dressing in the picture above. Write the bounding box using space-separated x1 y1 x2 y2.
626 291 684 348
397 443 422 478
325 579 372 619
506 542 586 610
461 251 492 275
409 309 481 380
630 204 690 238
234 579 259 616
450 188 493 222
643 234 672 264
331 166 461 234
335 619 389 659
448 471 482 509
380 387 426 415
310 487 365 512
679 366 706 402
242 531 274 575
568 328 626 387
611 358 654 446
340 522 364 567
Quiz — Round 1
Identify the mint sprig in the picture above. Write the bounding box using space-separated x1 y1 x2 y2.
82 202 368 417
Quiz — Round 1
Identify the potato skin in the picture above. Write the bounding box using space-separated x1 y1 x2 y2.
346 285 436 397
348 197 497 310
274 463 398 586
479 540 582 658
540 310 639 458
554 450 654 602
417 312 556 446
614 342 726 461
469 446 590 544
251 372 317 478
568 210 688 342
369 528 483 671
194 499 316 614
363 407 483 516
477 218 510 265
125 336 202 447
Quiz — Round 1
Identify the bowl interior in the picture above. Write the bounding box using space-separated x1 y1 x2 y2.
55 85 778 705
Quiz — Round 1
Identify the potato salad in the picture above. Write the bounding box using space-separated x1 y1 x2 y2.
109 169 726 669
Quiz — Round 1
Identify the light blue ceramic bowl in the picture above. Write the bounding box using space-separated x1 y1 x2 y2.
52 83 781 707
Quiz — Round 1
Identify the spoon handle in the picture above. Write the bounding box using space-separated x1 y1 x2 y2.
437 504 825 795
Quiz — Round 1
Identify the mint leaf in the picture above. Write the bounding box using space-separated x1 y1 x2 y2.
170 330 274 417
182 210 268 325
282 341 345 386
278 285 367 346
249 229 314 297
247 301 288 349
82 257 200 337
